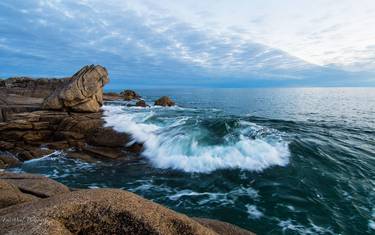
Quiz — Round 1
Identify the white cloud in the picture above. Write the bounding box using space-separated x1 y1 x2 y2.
126 0 375 71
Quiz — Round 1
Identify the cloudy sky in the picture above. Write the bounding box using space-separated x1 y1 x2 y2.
0 0 374 88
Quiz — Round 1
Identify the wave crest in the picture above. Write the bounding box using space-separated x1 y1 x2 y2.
103 105 290 173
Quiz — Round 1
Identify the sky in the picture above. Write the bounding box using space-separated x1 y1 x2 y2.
0 0 375 88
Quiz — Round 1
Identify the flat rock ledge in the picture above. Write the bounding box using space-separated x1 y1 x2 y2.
0 172 255 235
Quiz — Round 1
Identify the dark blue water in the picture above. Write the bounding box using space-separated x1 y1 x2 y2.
10 88 375 234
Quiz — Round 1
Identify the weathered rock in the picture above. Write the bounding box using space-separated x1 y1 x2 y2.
194 218 255 235
135 100 148 107
43 65 109 112
82 145 126 159
0 189 217 235
0 180 37 209
154 96 175 107
121 89 141 101
0 65 144 164
0 173 255 235
103 92 122 101
0 77 69 99
0 153 21 168
0 172 70 198
0 141 15 150
87 127 129 147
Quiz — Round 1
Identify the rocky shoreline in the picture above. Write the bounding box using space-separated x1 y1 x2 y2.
0 65 255 234
0 172 254 235
0 65 143 167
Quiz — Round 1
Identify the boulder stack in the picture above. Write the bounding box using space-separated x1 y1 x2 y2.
43 65 109 112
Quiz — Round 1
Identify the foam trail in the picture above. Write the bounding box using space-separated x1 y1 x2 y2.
103 105 290 173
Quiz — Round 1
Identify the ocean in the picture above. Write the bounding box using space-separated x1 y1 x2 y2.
9 88 375 234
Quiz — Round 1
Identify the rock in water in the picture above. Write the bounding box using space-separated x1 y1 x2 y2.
42 65 109 112
120 89 141 101
154 96 175 107
135 100 148 107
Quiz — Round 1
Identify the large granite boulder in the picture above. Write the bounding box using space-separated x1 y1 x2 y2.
0 189 215 235
43 65 109 112
0 172 255 235
155 96 175 107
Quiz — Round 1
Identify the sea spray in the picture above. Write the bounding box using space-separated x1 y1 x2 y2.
102 104 290 173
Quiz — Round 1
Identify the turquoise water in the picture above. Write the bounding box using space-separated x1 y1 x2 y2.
10 88 375 234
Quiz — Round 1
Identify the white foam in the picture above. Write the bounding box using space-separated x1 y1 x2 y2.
245 204 263 219
103 105 290 173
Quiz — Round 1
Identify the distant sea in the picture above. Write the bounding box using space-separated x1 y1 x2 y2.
10 88 375 234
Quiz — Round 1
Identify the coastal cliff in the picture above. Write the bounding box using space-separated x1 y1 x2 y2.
0 65 254 234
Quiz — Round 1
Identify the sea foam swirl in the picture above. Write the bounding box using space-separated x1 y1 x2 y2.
103 105 290 173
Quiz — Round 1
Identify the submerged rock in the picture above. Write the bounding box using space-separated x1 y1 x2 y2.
121 89 141 101
154 96 175 107
43 65 109 112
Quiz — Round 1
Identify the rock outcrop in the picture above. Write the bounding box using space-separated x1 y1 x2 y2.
0 77 69 99
155 96 175 107
121 89 141 101
0 172 70 199
0 172 254 235
0 65 141 168
43 65 109 112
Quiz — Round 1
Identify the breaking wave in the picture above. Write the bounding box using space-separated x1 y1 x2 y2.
103 105 290 173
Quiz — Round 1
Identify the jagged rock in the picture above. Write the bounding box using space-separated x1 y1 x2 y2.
155 96 175 107
43 65 109 112
121 89 141 101
0 172 70 198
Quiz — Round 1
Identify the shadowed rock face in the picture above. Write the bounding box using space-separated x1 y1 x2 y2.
43 65 109 112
